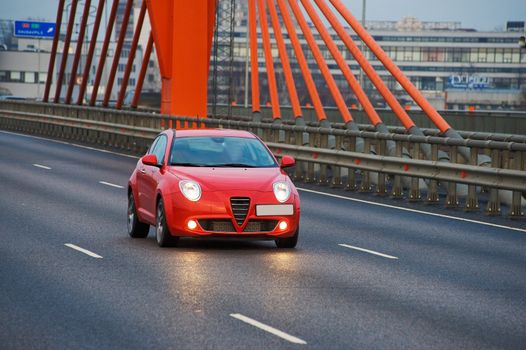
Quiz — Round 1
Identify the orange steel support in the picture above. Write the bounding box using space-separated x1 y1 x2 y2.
66 0 91 104
315 0 415 129
89 0 119 106
266 0 302 118
329 0 451 133
276 0 326 121
54 0 77 103
104 0 133 107
256 0 281 119
43 0 65 103
287 0 352 124
90 0 119 106
146 0 214 118
248 0 260 113
77 0 105 105
300 0 381 126
131 33 154 108
116 0 147 109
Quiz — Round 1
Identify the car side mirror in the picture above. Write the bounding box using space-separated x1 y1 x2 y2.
142 154 159 166
280 155 296 169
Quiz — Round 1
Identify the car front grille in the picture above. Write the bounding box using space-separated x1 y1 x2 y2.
230 197 250 225
243 220 279 232
198 219 278 233
198 220 235 232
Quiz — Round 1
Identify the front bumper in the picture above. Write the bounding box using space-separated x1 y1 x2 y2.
164 190 300 238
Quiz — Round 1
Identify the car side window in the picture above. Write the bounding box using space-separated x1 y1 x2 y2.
147 137 159 155
151 135 167 165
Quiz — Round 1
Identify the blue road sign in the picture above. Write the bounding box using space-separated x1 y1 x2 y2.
14 21 56 39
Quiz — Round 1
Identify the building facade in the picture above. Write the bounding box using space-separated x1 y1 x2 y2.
0 0 157 103
1 4 524 112
224 8 525 111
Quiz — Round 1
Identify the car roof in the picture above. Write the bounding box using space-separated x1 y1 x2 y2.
170 128 257 139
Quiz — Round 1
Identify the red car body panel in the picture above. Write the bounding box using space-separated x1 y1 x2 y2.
128 129 300 239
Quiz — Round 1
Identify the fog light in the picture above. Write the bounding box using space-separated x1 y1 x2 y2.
278 221 288 231
187 219 198 230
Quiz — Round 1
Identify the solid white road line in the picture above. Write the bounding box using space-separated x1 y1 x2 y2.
339 244 399 260
33 163 52 170
230 313 307 345
99 181 124 189
64 243 103 259
298 187 526 234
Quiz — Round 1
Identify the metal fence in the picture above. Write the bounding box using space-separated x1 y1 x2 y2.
1 100 525 219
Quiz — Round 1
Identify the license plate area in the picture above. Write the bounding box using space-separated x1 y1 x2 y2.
256 204 294 216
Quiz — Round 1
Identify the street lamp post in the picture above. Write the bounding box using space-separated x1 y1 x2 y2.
519 36 525 92
359 0 366 108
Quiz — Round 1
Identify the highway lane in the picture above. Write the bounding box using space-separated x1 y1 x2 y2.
1 130 526 349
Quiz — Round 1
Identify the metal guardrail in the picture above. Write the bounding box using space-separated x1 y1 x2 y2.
0 101 525 219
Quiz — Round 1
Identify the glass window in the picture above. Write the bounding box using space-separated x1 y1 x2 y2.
10 71 21 82
24 72 35 83
39 72 47 83
478 48 488 63
511 50 520 63
170 136 277 168
495 49 504 63
470 48 479 63
148 137 159 154
485 48 495 63
150 135 167 165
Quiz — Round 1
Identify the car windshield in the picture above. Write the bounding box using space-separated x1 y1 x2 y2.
169 136 278 168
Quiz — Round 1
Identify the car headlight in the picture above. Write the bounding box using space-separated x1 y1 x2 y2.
273 181 291 203
179 180 201 202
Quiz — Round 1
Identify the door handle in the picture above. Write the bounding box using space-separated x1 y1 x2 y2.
139 168 146 174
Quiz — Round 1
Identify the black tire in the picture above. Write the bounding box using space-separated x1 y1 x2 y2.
275 226 299 249
156 198 179 247
128 192 149 238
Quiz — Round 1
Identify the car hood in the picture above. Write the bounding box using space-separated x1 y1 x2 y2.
168 167 286 192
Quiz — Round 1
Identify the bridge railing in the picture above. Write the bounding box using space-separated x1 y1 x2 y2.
1 100 524 218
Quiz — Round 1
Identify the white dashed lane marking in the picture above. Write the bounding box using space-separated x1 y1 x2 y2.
230 313 307 345
99 181 124 189
339 244 399 260
64 243 103 259
33 164 52 170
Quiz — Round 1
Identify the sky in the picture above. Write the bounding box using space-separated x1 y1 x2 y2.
1 0 525 32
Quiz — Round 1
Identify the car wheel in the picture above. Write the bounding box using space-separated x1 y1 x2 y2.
156 198 179 247
128 192 149 238
275 226 299 249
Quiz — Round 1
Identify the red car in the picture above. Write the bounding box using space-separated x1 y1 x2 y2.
127 129 300 248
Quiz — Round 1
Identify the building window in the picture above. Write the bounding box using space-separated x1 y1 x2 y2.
39 72 47 83
10 71 22 82
24 72 36 83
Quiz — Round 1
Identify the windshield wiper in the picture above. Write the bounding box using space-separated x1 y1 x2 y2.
212 163 256 168
171 162 206 167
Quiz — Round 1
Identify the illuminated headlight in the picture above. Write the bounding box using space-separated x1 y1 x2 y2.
273 181 291 203
179 180 201 202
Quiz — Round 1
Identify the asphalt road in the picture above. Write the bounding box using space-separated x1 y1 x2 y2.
1 130 526 350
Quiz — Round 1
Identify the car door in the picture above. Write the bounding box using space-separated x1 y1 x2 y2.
141 134 168 218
